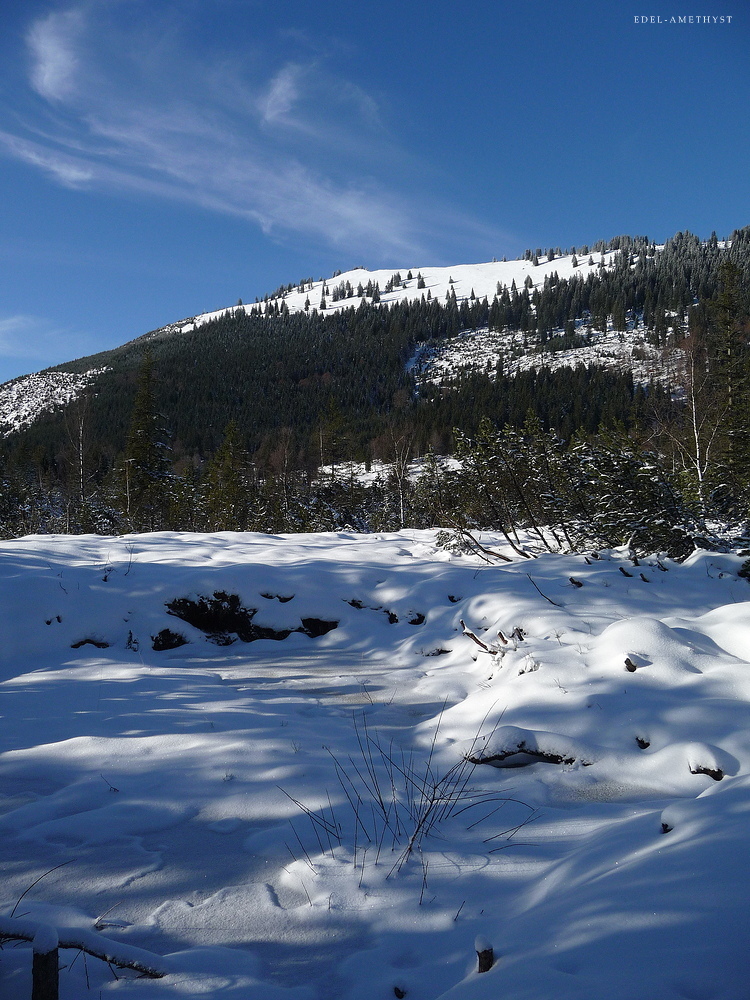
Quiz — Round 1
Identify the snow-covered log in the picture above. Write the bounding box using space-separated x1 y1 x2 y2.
32 926 58 1000
475 934 494 973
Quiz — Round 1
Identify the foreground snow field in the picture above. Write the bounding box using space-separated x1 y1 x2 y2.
1 530 749 1000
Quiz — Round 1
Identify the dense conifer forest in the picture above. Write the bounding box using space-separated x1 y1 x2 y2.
1 227 749 553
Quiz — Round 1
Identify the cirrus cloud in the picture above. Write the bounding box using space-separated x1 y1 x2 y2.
1 2 510 263
27 8 84 102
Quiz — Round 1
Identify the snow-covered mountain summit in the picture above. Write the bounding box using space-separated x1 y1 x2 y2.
186 251 621 329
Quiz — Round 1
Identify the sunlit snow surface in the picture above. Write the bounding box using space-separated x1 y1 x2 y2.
1 530 749 999
409 321 682 390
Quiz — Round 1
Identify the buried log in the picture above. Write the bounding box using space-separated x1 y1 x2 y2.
690 763 724 781
475 935 494 973
467 742 578 768
467 726 594 771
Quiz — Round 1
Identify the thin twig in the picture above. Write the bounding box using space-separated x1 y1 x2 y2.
10 860 75 917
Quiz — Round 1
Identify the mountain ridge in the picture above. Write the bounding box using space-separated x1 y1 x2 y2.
0 246 654 440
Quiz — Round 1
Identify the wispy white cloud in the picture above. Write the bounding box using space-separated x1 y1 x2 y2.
0 130 94 187
258 64 303 123
26 8 83 102
2 3 510 262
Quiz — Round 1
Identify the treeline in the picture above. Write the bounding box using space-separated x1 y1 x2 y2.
1 296 657 483
0 359 655 538
489 228 750 344
7 227 750 474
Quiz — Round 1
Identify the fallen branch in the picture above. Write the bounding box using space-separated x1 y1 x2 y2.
450 524 515 562
460 620 498 655
525 574 563 607
464 529 516 562
0 916 167 979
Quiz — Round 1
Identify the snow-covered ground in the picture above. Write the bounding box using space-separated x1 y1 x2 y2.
1 529 749 999
316 456 461 485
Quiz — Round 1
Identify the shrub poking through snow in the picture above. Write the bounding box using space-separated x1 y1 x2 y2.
151 628 189 651
299 617 338 637
282 711 524 876
166 591 276 643
165 591 337 643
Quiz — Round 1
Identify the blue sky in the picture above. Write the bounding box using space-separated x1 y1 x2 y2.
0 0 748 383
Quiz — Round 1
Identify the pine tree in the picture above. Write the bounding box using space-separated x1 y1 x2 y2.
204 421 252 530
119 351 172 531
612 300 627 332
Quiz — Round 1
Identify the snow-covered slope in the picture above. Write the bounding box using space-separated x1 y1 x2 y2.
183 250 683 395
146 250 685 395
187 252 621 328
0 367 109 437
1 529 748 999
411 318 682 390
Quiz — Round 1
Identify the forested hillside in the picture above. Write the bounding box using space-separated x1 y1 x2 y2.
1 227 749 548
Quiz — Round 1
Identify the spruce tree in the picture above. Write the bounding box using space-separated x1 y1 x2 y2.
119 351 172 531
204 421 252 530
